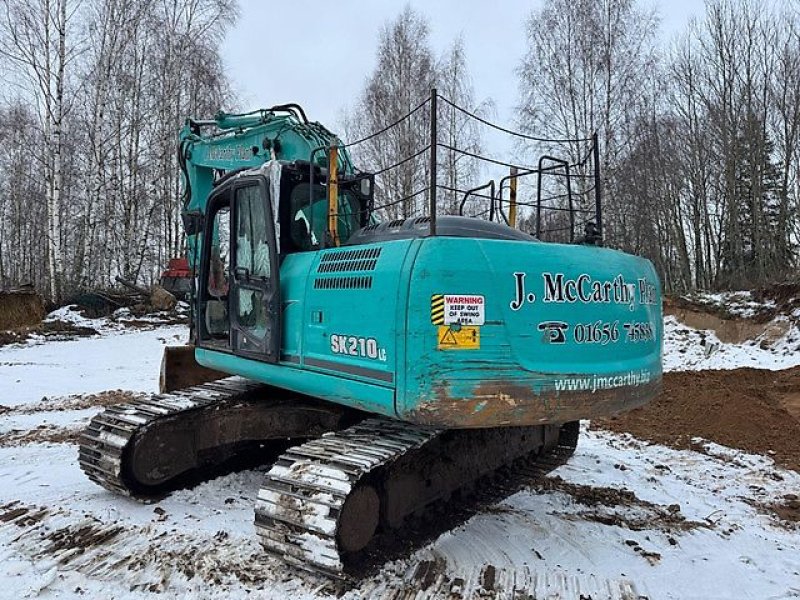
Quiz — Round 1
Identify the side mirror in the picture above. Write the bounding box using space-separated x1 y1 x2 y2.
182 211 204 235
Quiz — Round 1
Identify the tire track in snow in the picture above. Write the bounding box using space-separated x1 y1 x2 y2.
0 499 284 594
356 558 648 599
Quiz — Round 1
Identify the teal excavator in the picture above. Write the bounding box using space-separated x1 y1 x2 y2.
79 101 663 576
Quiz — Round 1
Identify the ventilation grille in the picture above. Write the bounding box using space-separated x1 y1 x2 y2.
317 247 382 274
313 276 373 290
318 260 377 273
321 247 382 262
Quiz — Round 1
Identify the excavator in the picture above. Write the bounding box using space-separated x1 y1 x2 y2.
78 101 663 577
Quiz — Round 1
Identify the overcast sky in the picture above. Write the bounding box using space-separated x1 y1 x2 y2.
220 0 704 134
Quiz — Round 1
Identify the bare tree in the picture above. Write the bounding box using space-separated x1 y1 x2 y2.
0 0 82 300
0 103 48 288
668 0 796 289
0 0 237 298
519 0 799 291
345 5 436 219
517 0 659 245
436 36 493 215
346 7 491 220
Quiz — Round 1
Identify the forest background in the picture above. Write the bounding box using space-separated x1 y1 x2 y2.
0 0 797 300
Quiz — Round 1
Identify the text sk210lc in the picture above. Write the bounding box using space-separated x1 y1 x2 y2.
79 99 663 576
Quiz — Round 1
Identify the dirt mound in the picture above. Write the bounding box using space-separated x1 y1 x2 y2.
0 289 45 330
753 282 800 314
0 425 79 447
32 390 143 412
770 494 800 525
665 306 772 344
536 476 706 534
666 283 800 327
663 295 790 344
0 319 99 347
597 368 800 472
64 292 130 318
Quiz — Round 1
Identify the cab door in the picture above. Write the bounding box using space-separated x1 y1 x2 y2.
197 174 280 363
230 176 281 362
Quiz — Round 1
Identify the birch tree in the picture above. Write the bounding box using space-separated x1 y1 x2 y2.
0 0 80 301
518 0 799 291
345 5 436 219
437 36 493 215
0 0 237 297
346 7 490 219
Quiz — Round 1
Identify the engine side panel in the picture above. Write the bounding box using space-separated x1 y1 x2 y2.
399 237 663 427
297 240 414 396
195 240 416 417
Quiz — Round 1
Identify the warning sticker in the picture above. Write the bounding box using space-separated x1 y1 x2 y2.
437 326 480 350
431 294 485 325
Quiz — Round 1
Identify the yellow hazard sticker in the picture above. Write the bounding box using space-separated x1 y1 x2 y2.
437 326 480 350
431 294 445 324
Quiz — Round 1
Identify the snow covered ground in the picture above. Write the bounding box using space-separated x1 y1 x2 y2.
663 315 800 372
0 306 798 599
681 291 779 319
1 306 186 408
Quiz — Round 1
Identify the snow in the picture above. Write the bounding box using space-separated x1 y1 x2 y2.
45 304 188 330
683 290 778 319
0 408 98 435
0 323 187 408
663 315 800 372
1 420 797 599
1 303 799 598
44 304 110 329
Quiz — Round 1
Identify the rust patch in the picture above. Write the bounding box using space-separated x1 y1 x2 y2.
160 345 226 393
407 378 661 427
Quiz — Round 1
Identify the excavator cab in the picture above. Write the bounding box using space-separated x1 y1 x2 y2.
279 161 374 253
161 158 374 392
188 162 374 372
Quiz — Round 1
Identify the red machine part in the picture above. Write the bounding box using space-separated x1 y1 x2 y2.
161 257 191 279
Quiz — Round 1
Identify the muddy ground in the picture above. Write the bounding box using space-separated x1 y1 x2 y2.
597 367 800 473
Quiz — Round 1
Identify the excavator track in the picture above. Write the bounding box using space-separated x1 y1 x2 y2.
255 418 578 577
79 375 578 578
79 377 357 499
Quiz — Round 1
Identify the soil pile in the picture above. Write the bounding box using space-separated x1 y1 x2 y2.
666 282 800 324
597 368 800 472
0 290 45 330
753 282 800 316
0 319 98 347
